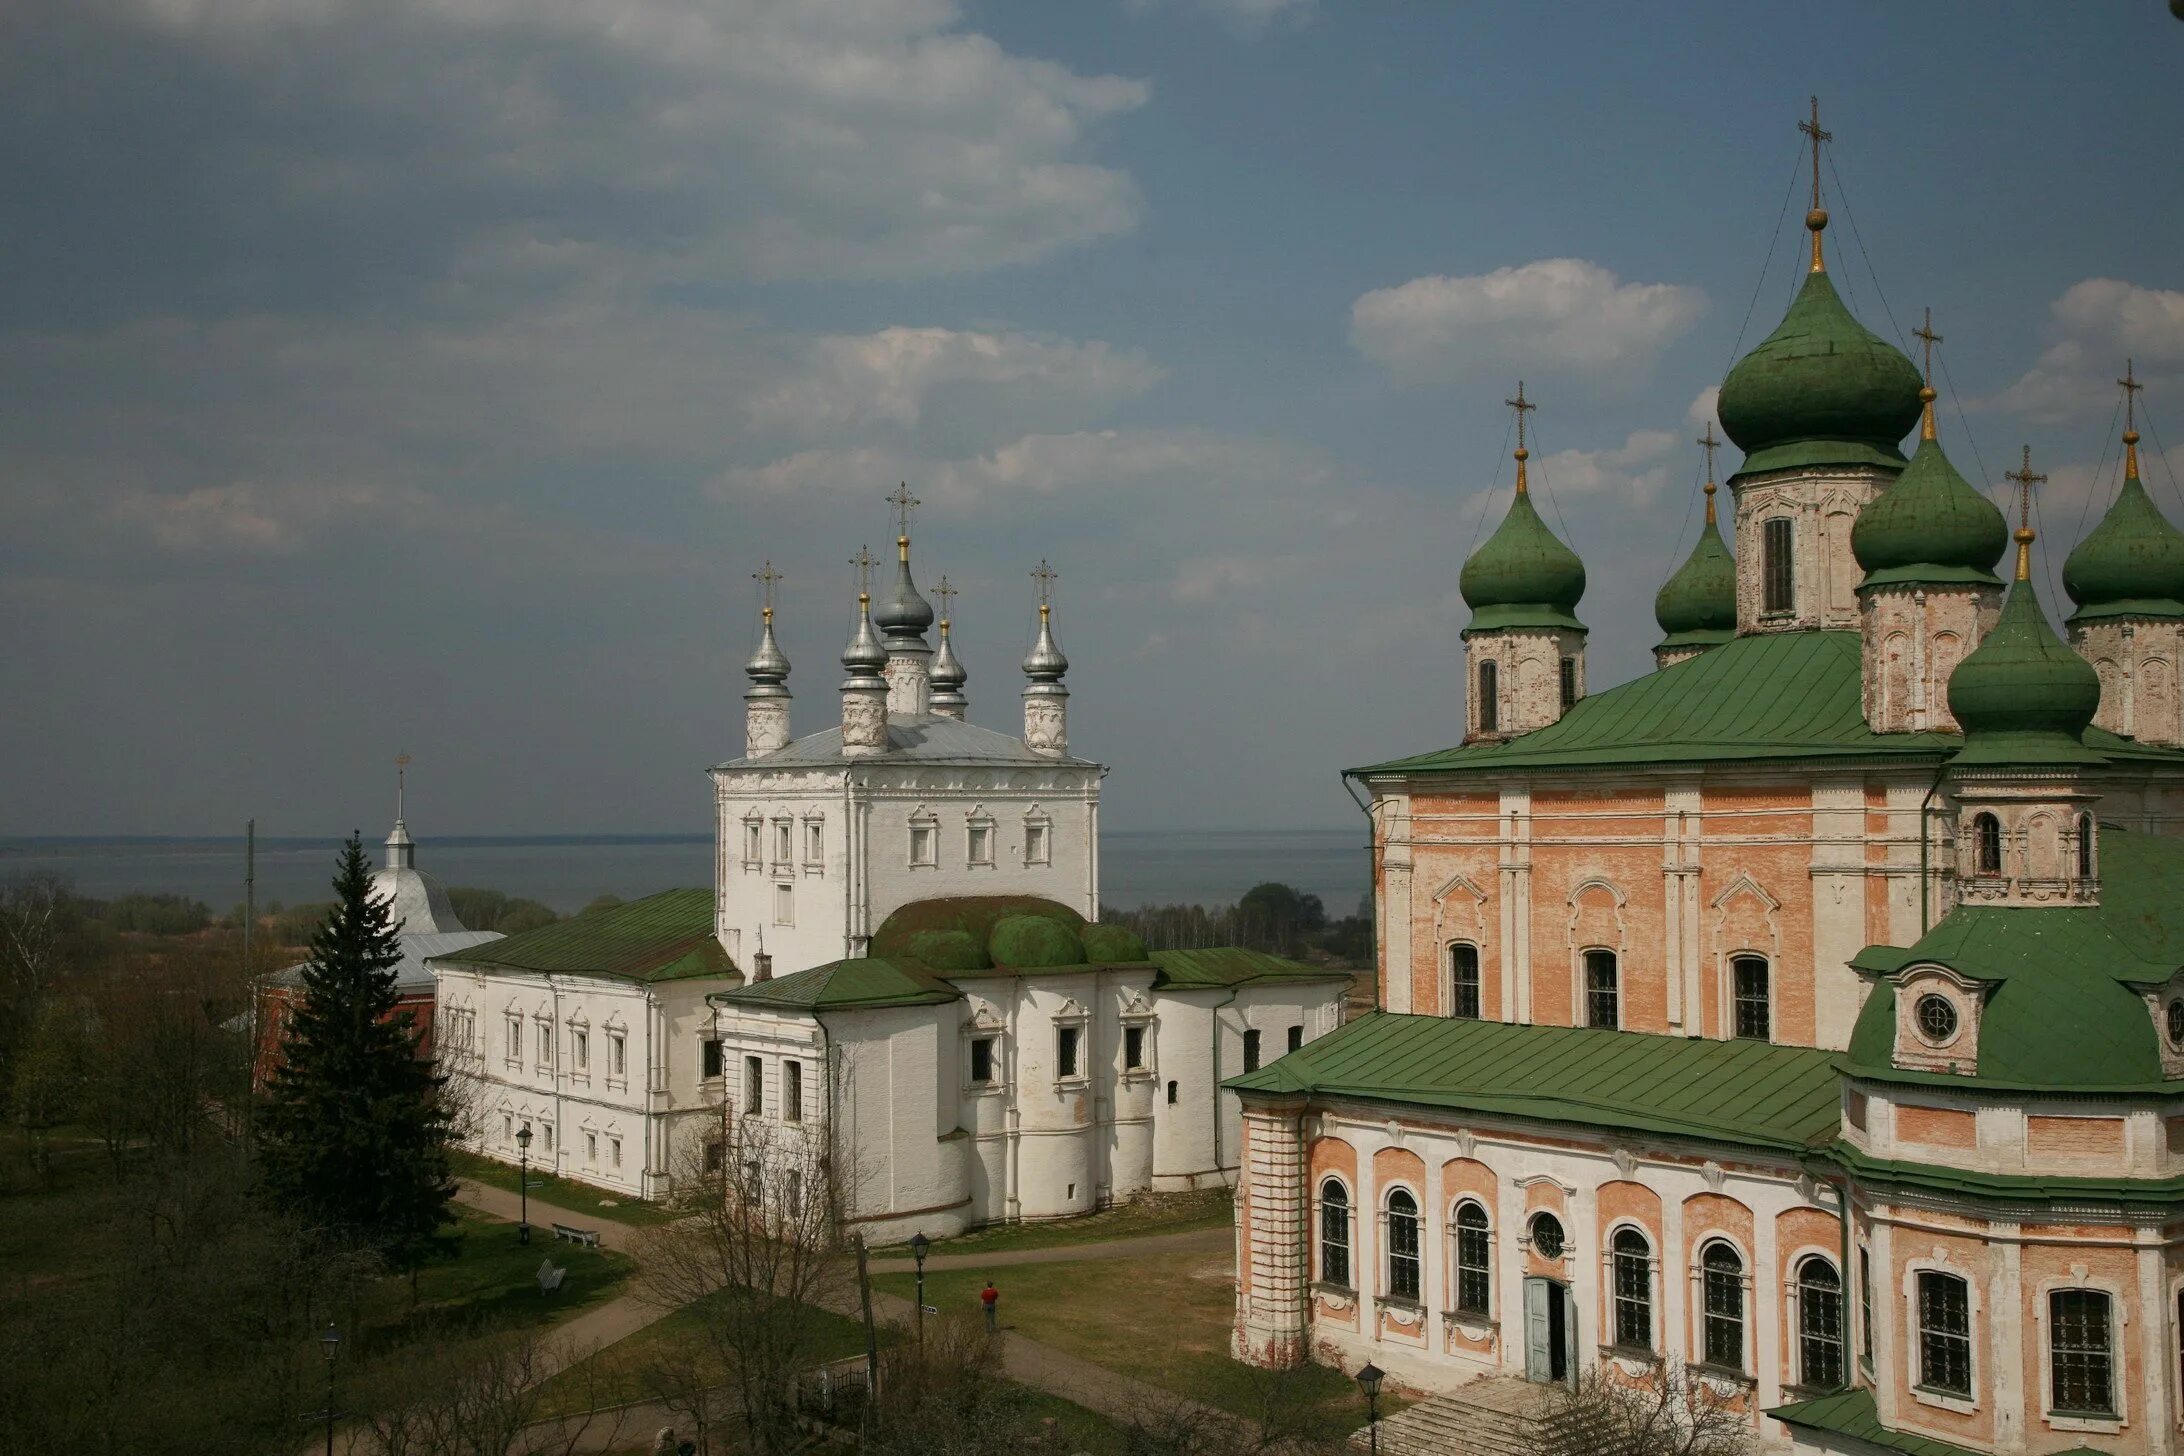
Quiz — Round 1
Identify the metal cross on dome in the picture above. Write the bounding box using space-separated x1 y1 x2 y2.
850 545 877 596
1913 308 1943 386
1504 381 1535 451
1031 559 1058 606
2120 359 2143 431
1799 95 1831 212
1697 424 1721 481
887 483 920 539
934 574 958 623
753 560 783 617
2006 445 2046 532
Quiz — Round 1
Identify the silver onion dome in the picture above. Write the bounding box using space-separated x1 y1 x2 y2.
874 539 935 647
841 595 888 679
744 611 791 698
1022 603 1068 682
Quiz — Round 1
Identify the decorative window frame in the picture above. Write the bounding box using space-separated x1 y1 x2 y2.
1903 1255 1981 1414
2136 969 2184 1078
1050 998 1090 1088
567 1015 592 1081
909 809 940 869
770 817 794 872
1689 1233 1756 1383
1312 1173 1357 1298
503 1008 525 1068
742 813 764 872
1376 1181 1426 1317
1783 1245 1846 1393
1444 1196 1498 1334
1445 939 1484 1020
1022 807 1053 866
1893 965 1987 1075
1600 1219 1660 1359
963 1008 1008 1095
1118 994 1156 1082
2032 1272 2129 1434
965 806 997 868
604 1017 630 1090
801 814 825 876
534 1011 557 1072
1856 1236 1877 1380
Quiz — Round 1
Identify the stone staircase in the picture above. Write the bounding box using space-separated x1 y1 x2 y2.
1351 1376 1554 1456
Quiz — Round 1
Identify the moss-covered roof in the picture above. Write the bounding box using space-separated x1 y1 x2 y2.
868 895 1149 972
1719 267 1922 476
1851 431 2007 584
1845 827 2184 1092
2064 469 2184 624
1227 1012 1843 1151
434 888 733 984
1947 572 2103 766
1459 487 1587 635
1653 510 1736 645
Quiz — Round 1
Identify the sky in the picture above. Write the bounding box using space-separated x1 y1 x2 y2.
5 0 2183 839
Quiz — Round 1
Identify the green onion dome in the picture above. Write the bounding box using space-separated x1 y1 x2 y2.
1851 395 2008 584
1654 498 1736 644
1718 265 1922 476
1460 448 1587 634
1947 541 2102 764
2063 433 2184 623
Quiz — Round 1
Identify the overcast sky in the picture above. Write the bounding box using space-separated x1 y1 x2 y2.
5 0 2182 839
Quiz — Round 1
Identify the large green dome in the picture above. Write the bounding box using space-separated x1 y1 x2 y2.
1851 428 2007 583
1947 569 2102 764
2063 467 2184 624
1460 483 1586 633
1654 511 1736 643
1718 269 1922 476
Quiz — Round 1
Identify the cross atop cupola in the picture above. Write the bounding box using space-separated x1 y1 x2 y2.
1799 95 1831 270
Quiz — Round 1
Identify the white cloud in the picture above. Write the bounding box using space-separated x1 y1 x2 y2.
1988 279 2184 423
1170 555 1265 601
1688 385 1721 431
1130 0 1317 31
748 327 1164 441
107 479 424 553
1530 428 1681 501
1348 259 1707 384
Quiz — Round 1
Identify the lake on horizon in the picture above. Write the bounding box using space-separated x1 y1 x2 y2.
0 828 1370 918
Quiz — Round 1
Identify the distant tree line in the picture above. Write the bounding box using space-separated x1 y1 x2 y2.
1100 881 1373 965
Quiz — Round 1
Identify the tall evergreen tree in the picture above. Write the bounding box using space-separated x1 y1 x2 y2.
258 835 454 1270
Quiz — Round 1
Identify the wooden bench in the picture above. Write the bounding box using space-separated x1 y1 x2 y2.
551 1222 601 1248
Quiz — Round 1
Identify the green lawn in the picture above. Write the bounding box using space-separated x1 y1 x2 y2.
531 1289 872 1416
872 1186 1233 1259
449 1148 678 1227
874 1249 1391 1441
365 1206 633 1346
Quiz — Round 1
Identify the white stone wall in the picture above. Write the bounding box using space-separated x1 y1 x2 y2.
1732 465 1894 634
1152 982 1351 1192
1859 584 2002 734
2074 617 2184 747
1462 627 1585 741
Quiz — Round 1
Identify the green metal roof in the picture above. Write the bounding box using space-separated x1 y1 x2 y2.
1850 430 2006 582
2065 468 2184 624
1147 947 1351 990
1946 573 2104 766
1653 511 1736 641
1845 827 2184 1092
434 888 734 984
1769 1389 1984 1456
1459 486 1587 629
1819 1141 2184 1211
1226 1012 1843 1151
1718 265 1922 477
718 956 961 1012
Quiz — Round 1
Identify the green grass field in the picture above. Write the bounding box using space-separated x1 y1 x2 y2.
871 1186 1233 1259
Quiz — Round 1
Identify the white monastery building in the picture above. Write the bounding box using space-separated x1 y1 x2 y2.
434 501 1347 1230
1227 109 2184 1456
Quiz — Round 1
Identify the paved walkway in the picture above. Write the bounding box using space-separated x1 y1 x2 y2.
866 1223 1228 1274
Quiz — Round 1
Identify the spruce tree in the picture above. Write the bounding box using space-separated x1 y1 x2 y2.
258 834 454 1270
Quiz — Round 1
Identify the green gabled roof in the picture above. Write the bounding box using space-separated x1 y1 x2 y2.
1353 630 1960 778
1845 827 2184 1092
1225 1012 1842 1152
435 888 733 984
1147 947 1350 990
1769 1388 1985 1456
718 956 961 1012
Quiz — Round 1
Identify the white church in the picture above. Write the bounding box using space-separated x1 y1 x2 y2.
434 501 1348 1231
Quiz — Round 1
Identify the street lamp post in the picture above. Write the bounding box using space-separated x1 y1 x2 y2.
1355 1361 1384 1456
909 1232 930 1347
515 1123 533 1245
319 1322 341 1456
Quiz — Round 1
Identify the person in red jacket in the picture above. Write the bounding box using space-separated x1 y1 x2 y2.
981 1280 999 1334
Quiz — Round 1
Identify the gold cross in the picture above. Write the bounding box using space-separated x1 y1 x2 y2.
2006 445 2046 533
753 560 783 618
849 545 876 596
1031 559 1058 606
1912 308 1943 387
886 482 920 539
1697 424 1721 482
934 574 958 624
1505 381 1536 452
1799 95 1831 213
2120 359 2144 433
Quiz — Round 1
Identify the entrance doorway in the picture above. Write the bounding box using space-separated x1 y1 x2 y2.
1523 1277 1578 1387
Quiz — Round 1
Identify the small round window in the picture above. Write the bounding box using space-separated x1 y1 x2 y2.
1530 1212 1566 1259
2166 998 2184 1049
1915 994 1959 1044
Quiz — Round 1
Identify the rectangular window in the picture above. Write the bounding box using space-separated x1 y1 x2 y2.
1476 660 1499 733
745 1055 764 1115
609 1031 627 1079
1917 1271 1973 1396
783 1060 802 1122
1287 1025 1303 1054
505 1015 521 1059
572 1028 589 1071
1764 517 1795 614
1859 1250 1875 1374
968 823 993 865
743 821 761 865
585 1131 597 1163
1584 949 1619 1029
774 882 793 926
537 1021 554 1066
1024 821 1050 865
701 1037 723 1080
541 1123 553 1152
1242 1028 1262 1073
703 1139 724 1174
1733 956 1771 1041
1123 1026 1145 1069
609 1135 622 1168
785 1169 803 1218
774 820 792 863
502 1112 513 1143
2049 1289 2114 1416
1559 656 1578 711
805 820 823 863
910 824 936 866
970 1037 995 1084
1449 943 1482 1019
1057 1026 1081 1079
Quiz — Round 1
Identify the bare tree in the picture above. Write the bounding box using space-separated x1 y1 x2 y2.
1538 1362 1758 1456
634 1098 854 1456
359 1332 624 1456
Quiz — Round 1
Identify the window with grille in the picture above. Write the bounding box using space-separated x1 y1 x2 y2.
1733 956 1771 1041
1611 1229 1652 1350
1859 1250 1875 1374
2077 814 2095 880
1319 1180 1350 1287
1449 943 1481 1019
1763 517 1795 613
1477 661 1499 733
1799 1257 1845 1389
1386 1190 1421 1302
2049 1289 2113 1416
1454 1202 1491 1314
783 1060 802 1122
1972 813 2002 875
1701 1241 1745 1371
1560 656 1578 711
1916 1271 1972 1396
1584 949 1619 1029
744 1055 764 1116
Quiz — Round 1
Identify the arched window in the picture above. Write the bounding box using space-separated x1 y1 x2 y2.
1798 1256 1845 1390
2049 1289 2114 1417
1701 1241 1745 1372
1732 956 1771 1041
1386 1190 1422 1302
1448 943 1481 1020
1452 1201 1490 1314
1584 950 1619 1029
1763 517 1795 613
1477 661 1500 734
2078 813 2096 881
1972 812 2002 876
1318 1179 1351 1288
1611 1229 1652 1351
